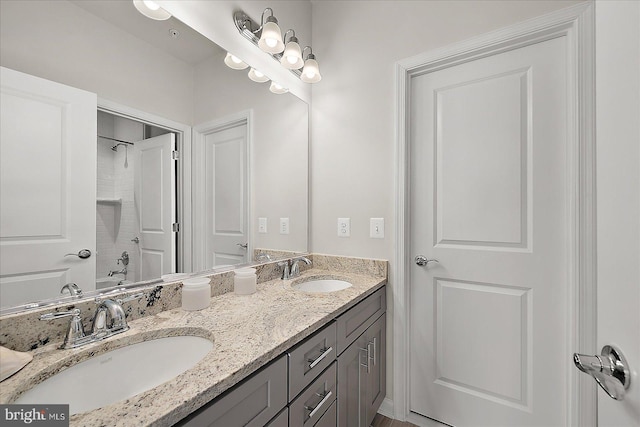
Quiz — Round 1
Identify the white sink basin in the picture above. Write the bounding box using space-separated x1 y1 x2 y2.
293 279 352 293
15 335 213 415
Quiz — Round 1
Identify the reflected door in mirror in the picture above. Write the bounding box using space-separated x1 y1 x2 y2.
0 67 97 307
134 134 177 280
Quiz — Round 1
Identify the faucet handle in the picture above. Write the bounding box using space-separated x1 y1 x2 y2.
40 308 81 321
117 292 145 304
278 260 291 280
40 308 88 349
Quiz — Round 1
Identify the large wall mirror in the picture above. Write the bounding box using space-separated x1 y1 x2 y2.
0 0 308 311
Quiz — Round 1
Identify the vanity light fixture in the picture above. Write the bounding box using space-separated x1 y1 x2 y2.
224 52 249 70
257 8 285 54
132 0 171 21
248 68 270 83
269 82 289 94
233 8 322 84
300 47 322 83
280 30 304 70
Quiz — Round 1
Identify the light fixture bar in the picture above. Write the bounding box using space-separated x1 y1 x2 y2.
233 11 302 77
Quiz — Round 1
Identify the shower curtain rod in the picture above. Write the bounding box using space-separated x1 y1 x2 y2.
97 135 134 145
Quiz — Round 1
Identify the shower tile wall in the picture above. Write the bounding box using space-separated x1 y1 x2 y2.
96 112 143 283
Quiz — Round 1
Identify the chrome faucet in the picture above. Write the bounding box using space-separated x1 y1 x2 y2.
109 251 130 277
279 256 312 280
40 293 144 349
60 282 83 297
108 266 127 277
290 256 312 278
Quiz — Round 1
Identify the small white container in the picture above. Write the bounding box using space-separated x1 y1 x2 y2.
181 277 211 311
234 268 257 295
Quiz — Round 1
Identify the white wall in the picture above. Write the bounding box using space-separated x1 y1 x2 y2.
309 0 584 404
194 52 309 253
0 0 193 125
595 1 640 425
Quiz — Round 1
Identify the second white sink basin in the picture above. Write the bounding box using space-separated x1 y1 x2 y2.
15 335 213 415
294 279 352 293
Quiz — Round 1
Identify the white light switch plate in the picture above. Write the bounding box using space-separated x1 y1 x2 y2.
338 218 350 237
258 217 267 234
370 218 384 238
280 218 290 234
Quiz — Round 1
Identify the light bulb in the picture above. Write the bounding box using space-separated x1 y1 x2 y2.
266 38 278 48
258 19 284 54
224 52 249 70
133 0 171 20
143 0 160 11
248 68 269 83
269 82 288 94
300 56 321 83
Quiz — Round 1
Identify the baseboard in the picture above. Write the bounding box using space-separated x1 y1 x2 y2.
377 397 395 419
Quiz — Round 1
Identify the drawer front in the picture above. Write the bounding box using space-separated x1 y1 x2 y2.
267 407 289 427
336 286 386 354
312 399 336 427
288 322 337 400
290 362 337 427
179 355 287 427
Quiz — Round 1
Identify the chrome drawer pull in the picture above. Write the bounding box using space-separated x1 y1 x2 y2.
360 347 370 373
308 346 333 369
305 390 333 419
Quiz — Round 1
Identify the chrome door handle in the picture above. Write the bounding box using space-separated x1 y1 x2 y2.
65 249 92 259
305 390 333 419
573 345 630 400
131 237 139 243
415 255 438 266
360 347 371 373
236 243 248 249
308 347 333 369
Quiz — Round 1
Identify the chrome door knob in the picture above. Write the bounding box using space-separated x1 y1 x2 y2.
415 255 439 266
237 243 248 249
64 249 92 259
574 345 630 400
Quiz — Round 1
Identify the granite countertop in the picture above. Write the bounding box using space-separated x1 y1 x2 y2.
0 268 386 426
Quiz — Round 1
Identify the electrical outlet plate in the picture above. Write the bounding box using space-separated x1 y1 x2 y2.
258 217 267 234
370 218 384 238
338 218 350 237
280 218 289 234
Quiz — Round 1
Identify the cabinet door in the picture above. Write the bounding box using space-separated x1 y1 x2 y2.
337 333 368 427
365 314 386 426
177 356 287 427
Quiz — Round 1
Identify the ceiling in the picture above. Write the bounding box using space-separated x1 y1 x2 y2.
70 0 224 65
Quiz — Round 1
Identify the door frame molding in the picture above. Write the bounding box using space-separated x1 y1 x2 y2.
392 2 596 425
97 98 193 274
192 110 253 271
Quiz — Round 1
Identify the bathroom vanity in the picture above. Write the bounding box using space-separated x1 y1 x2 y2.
0 255 387 427
177 286 386 426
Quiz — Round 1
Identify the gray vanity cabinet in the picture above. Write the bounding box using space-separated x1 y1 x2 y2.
336 287 387 427
176 286 386 427
176 355 287 427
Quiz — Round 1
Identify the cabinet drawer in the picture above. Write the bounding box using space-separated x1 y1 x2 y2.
266 408 288 427
336 287 386 354
312 399 336 427
290 362 337 427
288 321 337 400
178 355 287 427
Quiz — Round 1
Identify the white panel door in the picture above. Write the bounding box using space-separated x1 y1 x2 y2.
595 1 640 425
409 37 568 426
133 133 175 281
0 67 96 307
203 124 248 268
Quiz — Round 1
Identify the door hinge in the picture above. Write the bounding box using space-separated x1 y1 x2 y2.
172 150 179 160
172 223 180 232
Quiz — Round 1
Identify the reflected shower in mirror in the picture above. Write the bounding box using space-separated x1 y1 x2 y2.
0 0 309 311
